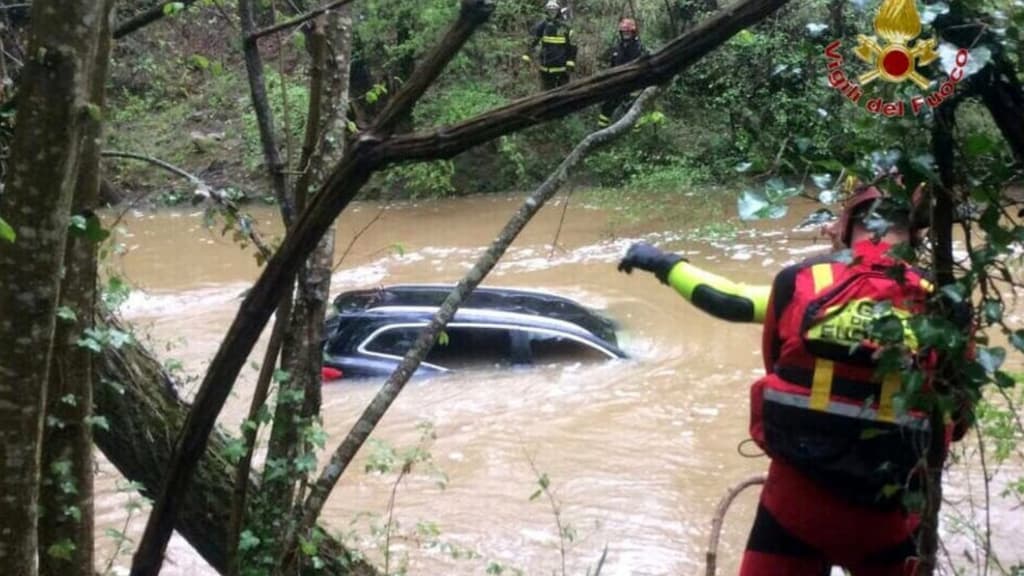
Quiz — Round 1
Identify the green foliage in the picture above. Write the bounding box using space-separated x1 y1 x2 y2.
241 69 310 169
0 215 14 243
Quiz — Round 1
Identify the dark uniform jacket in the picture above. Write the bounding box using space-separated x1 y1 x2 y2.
528 18 576 72
607 37 648 67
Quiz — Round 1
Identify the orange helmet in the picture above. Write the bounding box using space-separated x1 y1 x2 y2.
832 182 927 247
836 185 884 247
619 18 638 33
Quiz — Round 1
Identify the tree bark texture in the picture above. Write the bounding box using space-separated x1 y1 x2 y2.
93 316 377 576
265 9 351 514
916 97 960 576
238 0 294 226
38 3 116 575
0 1 107 573
132 3 790 572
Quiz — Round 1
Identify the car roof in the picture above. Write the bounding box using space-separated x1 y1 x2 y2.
332 284 619 343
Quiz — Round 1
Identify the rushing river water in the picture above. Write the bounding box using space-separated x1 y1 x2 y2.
94 194 1023 575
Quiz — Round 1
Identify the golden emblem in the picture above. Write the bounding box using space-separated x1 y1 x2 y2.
854 0 938 89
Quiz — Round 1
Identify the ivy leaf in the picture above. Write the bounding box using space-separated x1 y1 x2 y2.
76 336 102 354
163 1 186 15
805 22 829 37
993 370 1016 389
1009 330 1024 353
984 300 1003 323
738 190 788 221
56 306 78 322
976 346 1006 374
0 216 15 243
965 133 999 156
811 173 834 190
85 415 110 431
940 284 965 304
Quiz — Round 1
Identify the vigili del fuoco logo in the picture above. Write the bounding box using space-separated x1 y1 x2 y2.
824 0 969 117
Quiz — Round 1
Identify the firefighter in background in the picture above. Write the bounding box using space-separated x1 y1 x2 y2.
598 17 649 127
522 0 577 90
619 184 973 575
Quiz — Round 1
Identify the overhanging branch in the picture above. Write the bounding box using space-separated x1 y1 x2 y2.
114 1 199 39
246 0 357 44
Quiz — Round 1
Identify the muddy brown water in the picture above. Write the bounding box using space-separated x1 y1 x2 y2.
94 194 1023 575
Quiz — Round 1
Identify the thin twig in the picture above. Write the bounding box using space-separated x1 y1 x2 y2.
975 425 992 576
524 450 567 576
114 0 200 39
383 466 409 576
247 0 355 44
548 189 574 259
331 203 388 272
100 151 273 258
238 0 294 225
706 474 767 576
591 545 609 576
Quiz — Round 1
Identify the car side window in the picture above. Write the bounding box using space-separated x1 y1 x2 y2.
527 331 609 365
364 326 422 357
424 327 520 369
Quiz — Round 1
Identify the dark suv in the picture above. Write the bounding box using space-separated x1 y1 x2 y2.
321 284 626 380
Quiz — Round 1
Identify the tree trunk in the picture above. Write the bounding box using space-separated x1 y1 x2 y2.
93 315 377 576
0 2 107 573
38 3 116 575
264 8 352 514
917 96 959 576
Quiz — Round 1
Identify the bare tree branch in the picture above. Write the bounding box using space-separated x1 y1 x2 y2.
283 86 661 574
238 0 294 225
114 0 200 39
100 151 274 259
247 0 356 44
705 474 766 576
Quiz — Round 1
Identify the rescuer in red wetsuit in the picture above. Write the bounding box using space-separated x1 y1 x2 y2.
740 188 969 576
620 184 972 575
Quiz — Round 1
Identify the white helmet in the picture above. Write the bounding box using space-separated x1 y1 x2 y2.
545 0 560 10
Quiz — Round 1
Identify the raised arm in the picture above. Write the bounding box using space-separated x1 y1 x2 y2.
618 242 769 324
666 261 769 323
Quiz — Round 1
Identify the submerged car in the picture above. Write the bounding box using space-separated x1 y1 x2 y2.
321 284 626 380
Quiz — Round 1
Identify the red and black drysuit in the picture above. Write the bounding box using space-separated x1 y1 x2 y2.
740 239 949 576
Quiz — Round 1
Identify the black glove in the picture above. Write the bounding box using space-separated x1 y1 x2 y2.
617 242 685 284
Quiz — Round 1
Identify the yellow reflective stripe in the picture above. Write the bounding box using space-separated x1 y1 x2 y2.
540 66 566 72
809 359 834 410
541 35 567 44
811 263 834 294
877 372 900 422
666 261 771 323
